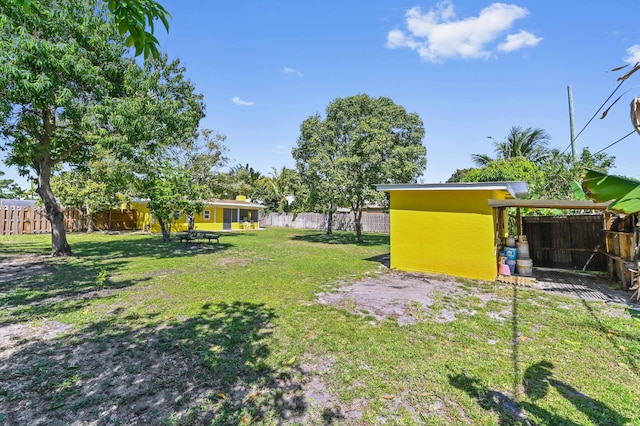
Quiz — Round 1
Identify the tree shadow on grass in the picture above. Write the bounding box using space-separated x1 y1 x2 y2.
448 366 630 426
290 231 389 247
449 282 632 425
521 361 631 426
68 234 233 260
0 301 309 425
0 255 147 326
0 234 234 326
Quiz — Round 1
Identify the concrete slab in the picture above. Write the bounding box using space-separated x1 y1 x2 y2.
533 267 640 307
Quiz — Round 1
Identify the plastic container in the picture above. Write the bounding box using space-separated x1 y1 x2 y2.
504 246 518 261
516 258 533 276
516 241 530 259
506 259 517 274
498 263 511 276
506 236 516 247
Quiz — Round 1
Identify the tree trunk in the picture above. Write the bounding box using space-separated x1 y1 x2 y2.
36 160 73 256
353 205 363 243
158 217 171 242
326 201 334 235
86 206 94 233
34 107 72 256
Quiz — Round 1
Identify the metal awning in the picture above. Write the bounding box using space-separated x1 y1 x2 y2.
488 199 611 210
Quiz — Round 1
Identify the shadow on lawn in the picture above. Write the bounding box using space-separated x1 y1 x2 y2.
0 301 309 425
0 255 145 326
69 234 232 259
291 231 389 247
449 361 630 425
0 234 233 326
449 283 631 425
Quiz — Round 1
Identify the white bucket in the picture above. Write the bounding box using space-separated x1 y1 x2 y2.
516 258 533 276
516 241 530 259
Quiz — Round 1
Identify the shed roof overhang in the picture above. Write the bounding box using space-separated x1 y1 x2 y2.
376 181 529 199
487 199 612 210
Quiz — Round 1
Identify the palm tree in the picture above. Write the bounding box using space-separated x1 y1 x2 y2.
472 126 551 166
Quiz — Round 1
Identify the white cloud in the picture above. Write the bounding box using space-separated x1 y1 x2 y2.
624 44 640 64
497 30 542 52
232 96 255 106
284 67 303 77
386 0 540 62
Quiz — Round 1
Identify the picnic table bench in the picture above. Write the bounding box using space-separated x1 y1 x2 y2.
176 230 220 245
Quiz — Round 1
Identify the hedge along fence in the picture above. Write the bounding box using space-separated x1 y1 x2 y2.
260 212 390 234
0 206 80 235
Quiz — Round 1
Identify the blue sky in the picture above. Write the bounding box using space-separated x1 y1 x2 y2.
4 0 640 187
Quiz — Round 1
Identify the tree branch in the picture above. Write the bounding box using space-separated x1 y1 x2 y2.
51 140 91 165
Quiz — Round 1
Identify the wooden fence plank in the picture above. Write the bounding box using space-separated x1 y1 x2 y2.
0 206 81 235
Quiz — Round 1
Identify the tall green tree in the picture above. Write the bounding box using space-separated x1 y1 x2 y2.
0 0 128 255
293 94 426 242
293 112 345 234
472 126 551 167
135 161 203 241
132 129 226 240
119 57 207 241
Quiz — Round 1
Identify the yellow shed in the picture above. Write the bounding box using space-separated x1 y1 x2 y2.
376 182 528 281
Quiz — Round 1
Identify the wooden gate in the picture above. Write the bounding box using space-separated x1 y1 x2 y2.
522 214 607 271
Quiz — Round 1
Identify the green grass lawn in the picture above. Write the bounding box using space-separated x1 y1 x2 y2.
0 228 639 425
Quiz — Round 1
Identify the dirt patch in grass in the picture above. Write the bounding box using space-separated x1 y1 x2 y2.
0 254 53 284
318 270 639 325
317 271 502 325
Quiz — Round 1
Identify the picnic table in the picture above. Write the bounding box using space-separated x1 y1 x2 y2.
176 230 220 245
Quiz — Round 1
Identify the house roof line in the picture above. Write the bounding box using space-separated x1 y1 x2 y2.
376 181 529 199
130 198 265 209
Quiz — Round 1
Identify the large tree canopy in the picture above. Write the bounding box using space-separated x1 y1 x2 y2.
113 56 208 241
0 0 129 255
12 0 170 59
293 94 426 241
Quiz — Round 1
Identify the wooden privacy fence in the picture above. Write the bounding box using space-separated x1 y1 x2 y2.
522 214 607 272
91 209 138 231
260 212 390 234
1 206 79 235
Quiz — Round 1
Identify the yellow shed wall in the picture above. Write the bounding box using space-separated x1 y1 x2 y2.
389 189 510 281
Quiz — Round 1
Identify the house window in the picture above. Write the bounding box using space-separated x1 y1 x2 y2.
203 210 211 220
173 210 181 220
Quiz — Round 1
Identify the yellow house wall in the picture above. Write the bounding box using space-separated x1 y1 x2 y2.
389 189 510 281
130 201 260 232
